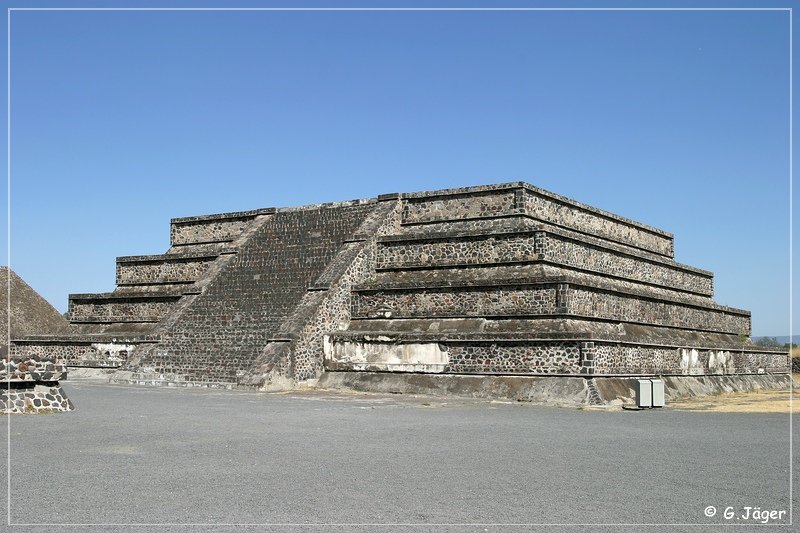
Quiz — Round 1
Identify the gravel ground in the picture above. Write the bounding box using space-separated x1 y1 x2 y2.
0 381 796 532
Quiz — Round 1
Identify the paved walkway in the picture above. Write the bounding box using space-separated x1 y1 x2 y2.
1 381 795 532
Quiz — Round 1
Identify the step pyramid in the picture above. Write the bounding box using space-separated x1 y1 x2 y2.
323 183 788 383
10 182 789 400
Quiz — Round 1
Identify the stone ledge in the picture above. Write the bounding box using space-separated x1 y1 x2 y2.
378 223 711 278
116 250 224 263
353 278 749 316
69 290 185 301
12 334 159 343
69 317 162 324
399 181 673 239
276 197 377 212
109 370 238 389
328 330 788 354
377 192 400 201
67 360 125 368
375 257 713 299
170 207 277 225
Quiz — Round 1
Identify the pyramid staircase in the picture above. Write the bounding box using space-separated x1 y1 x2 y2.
12 198 401 389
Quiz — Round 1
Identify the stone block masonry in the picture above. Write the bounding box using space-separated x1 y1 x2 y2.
351 283 750 334
375 228 712 296
325 182 787 383
116 252 218 286
1 268 73 413
10 182 789 403
401 183 674 257
169 208 275 247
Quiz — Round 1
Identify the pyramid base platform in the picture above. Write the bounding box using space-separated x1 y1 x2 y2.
316 371 792 407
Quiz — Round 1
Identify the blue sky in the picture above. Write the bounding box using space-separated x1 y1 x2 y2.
1 2 794 337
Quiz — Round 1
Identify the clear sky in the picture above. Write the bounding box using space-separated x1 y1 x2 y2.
1 2 795 337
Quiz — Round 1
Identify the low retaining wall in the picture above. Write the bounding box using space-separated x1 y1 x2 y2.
1 383 73 413
317 371 792 406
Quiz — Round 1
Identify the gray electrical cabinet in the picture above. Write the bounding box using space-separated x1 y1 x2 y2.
651 379 665 407
633 379 666 408
635 379 652 408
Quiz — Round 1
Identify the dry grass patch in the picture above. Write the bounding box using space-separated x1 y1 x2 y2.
670 378 800 413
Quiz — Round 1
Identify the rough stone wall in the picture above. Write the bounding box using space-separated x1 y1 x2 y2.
591 344 790 375
353 286 559 319
70 298 177 322
403 190 520 224
537 264 717 308
169 209 275 246
116 256 215 285
541 232 712 296
376 231 711 296
132 202 379 384
0 269 73 412
1 354 67 381
351 284 748 334
568 287 749 334
171 218 253 246
329 337 788 376
444 341 581 374
400 183 674 257
13 340 134 367
328 183 785 380
376 234 536 269
1 384 73 413
520 188 673 257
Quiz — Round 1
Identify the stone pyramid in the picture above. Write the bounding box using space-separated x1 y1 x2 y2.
10 183 789 404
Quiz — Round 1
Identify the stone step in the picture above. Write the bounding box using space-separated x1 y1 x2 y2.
110 370 239 388
392 216 670 264
166 242 232 256
339 318 760 347
68 291 183 324
108 284 192 296
10 334 155 368
122 359 241 384
376 225 713 297
362 263 717 308
116 250 226 286
400 182 674 257
350 281 749 335
170 208 275 246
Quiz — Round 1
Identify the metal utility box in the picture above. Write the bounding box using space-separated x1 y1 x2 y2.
651 379 665 407
635 379 652 408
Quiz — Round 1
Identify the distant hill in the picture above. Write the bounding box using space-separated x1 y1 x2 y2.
0 267 69 357
752 335 800 346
